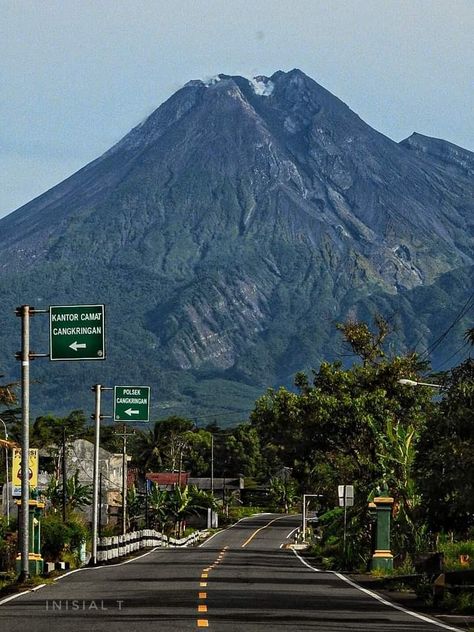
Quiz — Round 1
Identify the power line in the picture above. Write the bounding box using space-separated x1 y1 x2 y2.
419 292 474 361
435 340 472 371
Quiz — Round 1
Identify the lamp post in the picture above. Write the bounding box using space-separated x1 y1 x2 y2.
0 419 9 523
397 379 443 389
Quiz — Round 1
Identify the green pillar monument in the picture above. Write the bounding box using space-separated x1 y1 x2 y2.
370 495 394 571
16 499 45 576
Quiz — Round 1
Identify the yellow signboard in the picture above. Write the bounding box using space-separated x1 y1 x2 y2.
12 448 38 497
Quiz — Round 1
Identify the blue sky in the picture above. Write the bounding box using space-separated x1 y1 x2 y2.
1 0 473 218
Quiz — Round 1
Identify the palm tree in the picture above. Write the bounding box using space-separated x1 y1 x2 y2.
165 485 211 538
148 483 170 533
134 426 166 473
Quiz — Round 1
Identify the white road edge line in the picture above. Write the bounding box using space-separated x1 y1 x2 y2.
286 527 298 539
0 547 161 606
291 549 464 632
199 513 275 548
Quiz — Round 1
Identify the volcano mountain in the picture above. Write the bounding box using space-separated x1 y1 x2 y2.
0 69 472 422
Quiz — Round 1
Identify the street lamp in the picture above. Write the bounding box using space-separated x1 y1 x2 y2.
0 418 9 523
398 379 443 389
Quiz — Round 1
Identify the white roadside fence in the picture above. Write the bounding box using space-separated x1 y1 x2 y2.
96 529 209 562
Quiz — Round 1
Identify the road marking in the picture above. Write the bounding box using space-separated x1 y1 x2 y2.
0 592 28 606
241 515 289 548
198 604 208 613
291 549 464 632
198 513 275 547
200 582 207 587
0 547 164 606
197 619 209 627
199 592 207 599
201 573 208 578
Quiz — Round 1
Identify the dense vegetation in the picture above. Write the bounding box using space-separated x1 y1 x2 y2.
1 318 473 592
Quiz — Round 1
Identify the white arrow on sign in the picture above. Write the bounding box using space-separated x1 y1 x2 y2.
125 408 140 416
69 341 87 351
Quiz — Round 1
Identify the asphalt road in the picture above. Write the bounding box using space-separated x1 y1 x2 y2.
0 514 465 631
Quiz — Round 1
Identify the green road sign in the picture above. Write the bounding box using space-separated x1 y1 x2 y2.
114 386 150 422
50 304 105 361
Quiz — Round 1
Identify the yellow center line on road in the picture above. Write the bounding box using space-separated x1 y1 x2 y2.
200 582 207 587
199 592 207 599
197 619 209 627
198 604 208 613
241 515 290 548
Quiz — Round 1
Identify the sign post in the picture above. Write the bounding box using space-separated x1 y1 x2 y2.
50 304 105 361
338 484 354 555
114 386 150 422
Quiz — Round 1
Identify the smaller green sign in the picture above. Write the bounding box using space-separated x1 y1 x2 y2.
114 386 150 422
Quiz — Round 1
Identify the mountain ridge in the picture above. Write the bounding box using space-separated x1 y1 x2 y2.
0 69 472 420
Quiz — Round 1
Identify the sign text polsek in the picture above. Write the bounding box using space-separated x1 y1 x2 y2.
114 386 150 422
50 305 105 360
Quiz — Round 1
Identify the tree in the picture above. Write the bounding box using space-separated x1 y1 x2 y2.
415 357 474 534
269 475 298 513
0 379 16 409
133 416 195 473
148 484 170 532
222 424 264 479
251 317 434 561
44 471 92 514
165 485 209 538
31 410 88 448
336 314 390 366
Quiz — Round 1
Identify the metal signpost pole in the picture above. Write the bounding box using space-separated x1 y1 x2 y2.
302 496 306 542
343 486 348 555
122 428 127 535
91 384 102 566
14 305 48 579
19 305 30 580
302 493 323 543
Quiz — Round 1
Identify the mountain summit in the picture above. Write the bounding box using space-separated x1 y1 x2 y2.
0 70 472 419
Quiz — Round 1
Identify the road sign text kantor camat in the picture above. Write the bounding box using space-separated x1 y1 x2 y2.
114 386 150 422
50 304 105 360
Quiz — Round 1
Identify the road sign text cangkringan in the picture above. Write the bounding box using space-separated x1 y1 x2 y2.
50 304 105 360
114 386 150 422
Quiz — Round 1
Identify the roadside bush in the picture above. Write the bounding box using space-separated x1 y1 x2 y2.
0 516 17 572
228 506 266 520
438 540 474 570
439 589 474 614
41 513 88 563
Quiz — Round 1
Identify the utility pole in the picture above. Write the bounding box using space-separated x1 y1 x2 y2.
98 472 103 539
210 434 214 495
114 424 134 535
144 480 149 529
62 426 67 522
